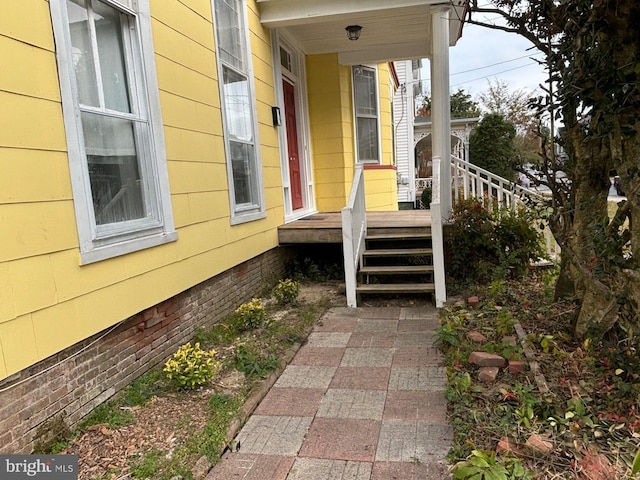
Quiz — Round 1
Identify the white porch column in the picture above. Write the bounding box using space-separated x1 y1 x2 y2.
430 5 452 217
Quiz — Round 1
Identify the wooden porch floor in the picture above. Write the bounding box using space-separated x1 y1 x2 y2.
278 210 432 244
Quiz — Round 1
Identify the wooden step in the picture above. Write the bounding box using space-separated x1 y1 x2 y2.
360 265 434 275
356 283 436 294
363 248 433 257
366 232 431 241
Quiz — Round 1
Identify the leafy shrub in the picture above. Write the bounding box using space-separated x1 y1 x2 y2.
448 198 545 285
163 342 220 390
235 298 266 330
273 278 300 306
421 187 432 208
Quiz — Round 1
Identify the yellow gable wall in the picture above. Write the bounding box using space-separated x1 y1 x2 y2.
307 56 397 212
0 0 283 379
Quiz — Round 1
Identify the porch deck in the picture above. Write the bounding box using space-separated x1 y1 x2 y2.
278 210 432 244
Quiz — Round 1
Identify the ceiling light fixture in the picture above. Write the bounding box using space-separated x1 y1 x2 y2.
345 25 362 41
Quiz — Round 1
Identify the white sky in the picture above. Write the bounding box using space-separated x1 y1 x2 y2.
421 22 549 99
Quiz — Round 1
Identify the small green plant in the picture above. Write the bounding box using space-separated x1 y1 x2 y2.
273 278 300 306
163 342 220 390
235 344 280 378
452 450 534 479
435 322 461 348
495 309 515 337
446 371 472 403
235 298 266 330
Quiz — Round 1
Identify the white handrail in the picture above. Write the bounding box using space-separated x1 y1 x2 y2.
342 165 367 307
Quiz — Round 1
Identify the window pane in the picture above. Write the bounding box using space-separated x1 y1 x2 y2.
230 141 256 205
93 0 131 113
354 67 376 116
81 111 146 225
357 117 379 161
214 0 244 70
67 0 99 107
223 67 252 142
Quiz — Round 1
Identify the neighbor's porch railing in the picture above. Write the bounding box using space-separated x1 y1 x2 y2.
342 165 367 307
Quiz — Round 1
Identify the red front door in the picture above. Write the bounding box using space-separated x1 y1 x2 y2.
283 79 303 210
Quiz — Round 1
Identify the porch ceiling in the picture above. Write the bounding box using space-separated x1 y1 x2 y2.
257 0 468 65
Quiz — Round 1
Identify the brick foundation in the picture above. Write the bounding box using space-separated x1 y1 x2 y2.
0 247 291 453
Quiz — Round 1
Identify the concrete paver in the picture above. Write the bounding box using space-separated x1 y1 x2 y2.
329 367 390 390
274 365 336 389
306 332 352 347
207 306 452 480
254 388 326 417
375 420 453 462
206 454 294 480
388 367 447 391
299 418 380 462
236 416 313 455
287 458 372 480
290 346 345 366
340 348 393 368
317 389 386 420
355 319 398 333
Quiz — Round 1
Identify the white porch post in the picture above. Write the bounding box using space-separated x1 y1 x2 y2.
430 5 452 218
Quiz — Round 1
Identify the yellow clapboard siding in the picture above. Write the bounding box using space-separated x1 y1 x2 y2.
0 315 39 377
0 202 78 263
159 90 222 135
156 56 219 107
8 255 58 317
0 34 60 101
0 148 72 203
0 0 55 51
0 91 66 151
49 250 130 303
164 127 224 163
0 262 16 324
151 18 217 79
150 0 215 50
0 339 6 379
171 0 212 21
167 160 228 194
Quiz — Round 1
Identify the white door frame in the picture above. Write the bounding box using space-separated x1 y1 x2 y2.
271 32 316 222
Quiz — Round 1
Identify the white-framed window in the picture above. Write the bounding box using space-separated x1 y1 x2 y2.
213 0 265 223
353 65 381 163
50 0 176 264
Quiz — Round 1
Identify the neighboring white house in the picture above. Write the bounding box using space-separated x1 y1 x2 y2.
393 60 422 208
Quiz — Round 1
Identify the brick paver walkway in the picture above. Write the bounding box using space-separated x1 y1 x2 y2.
207 306 452 479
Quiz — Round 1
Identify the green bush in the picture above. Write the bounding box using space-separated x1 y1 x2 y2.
235 298 266 330
420 187 432 208
273 278 300 306
448 198 545 285
163 342 220 390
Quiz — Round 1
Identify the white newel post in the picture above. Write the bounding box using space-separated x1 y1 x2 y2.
430 5 452 219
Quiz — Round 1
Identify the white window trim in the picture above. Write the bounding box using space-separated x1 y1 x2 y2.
50 0 177 264
352 65 382 164
212 0 266 225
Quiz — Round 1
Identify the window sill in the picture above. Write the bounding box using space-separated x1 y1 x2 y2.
80 230 178 265
230 210 267 226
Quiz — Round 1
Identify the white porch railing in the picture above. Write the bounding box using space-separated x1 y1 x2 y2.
416 156 560 261
342 165 367 308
